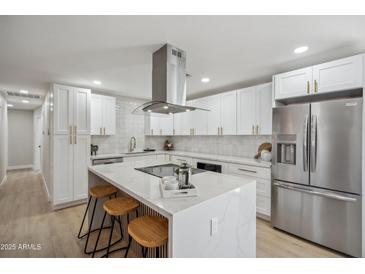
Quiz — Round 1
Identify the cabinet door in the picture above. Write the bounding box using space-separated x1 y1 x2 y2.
205 95 221 135
220 91 237 135
53 135 73 205
53 84 73 135
91 94 103 135
102 96 116 135
73 87 91 135
160 114 173 135
313 55 363 94
256 83 272 135
173 102 192 136
237 87 256 135
73 135 90 200
192 98 208 135
274 67 312 100
150 116 161 135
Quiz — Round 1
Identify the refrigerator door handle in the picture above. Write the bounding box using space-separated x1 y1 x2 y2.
310 114 317 172
273 182 357 202
303 115 309 171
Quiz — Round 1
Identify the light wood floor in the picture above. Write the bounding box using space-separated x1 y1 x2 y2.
0 169 346 258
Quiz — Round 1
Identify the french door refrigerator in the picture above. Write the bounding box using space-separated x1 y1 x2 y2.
271 97 363 257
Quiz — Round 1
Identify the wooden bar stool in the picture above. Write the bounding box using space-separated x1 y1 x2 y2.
78 184 118 254
124 216 168 258
92 196 139 258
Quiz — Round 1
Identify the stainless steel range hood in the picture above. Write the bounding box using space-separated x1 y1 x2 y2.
133 44 208 115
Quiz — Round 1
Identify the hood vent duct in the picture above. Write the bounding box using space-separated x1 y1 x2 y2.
133 44 208 115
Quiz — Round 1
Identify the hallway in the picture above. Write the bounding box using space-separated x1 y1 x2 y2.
0 169 345 258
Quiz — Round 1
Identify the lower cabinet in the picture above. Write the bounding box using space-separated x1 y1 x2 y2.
227 163 271 219
170 155 193 165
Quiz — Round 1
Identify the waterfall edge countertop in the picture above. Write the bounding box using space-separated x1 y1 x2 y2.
90 150 271 168
88 159 256 217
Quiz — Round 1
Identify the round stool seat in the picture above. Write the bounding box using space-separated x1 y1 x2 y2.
103 197 139 217
89 185 118 199
128 216 168 248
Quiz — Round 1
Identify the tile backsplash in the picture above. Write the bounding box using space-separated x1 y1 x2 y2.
91 94 146 154
145 135 272 158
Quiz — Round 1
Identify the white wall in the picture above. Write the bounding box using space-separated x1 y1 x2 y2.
41 92 52 200
33 107 42 171
7 109 34 168
0 92 8 184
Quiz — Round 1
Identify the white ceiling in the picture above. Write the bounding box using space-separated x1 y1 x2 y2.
1 15 365 108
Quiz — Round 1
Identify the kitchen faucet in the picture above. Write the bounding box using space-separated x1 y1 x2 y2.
129 136 136 152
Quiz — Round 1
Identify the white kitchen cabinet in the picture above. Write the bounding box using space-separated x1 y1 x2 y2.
227 162 271 219
206 94 222 135
191 98 208 135
274 67 312 100
220 90 237 135
52 84 91 207
237 83 272 135
312 55 363 94
274 54 364 100
173 101 193 135
146 114 173 136
91 94 116 135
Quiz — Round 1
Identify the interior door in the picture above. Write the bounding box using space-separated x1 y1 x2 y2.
272 103 310 186
220 91 237 135
310 98 362 194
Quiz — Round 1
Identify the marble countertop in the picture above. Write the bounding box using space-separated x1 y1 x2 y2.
91 150 271 168
88 159 256 217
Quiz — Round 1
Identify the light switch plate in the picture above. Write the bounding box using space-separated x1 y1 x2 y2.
210 217 218 236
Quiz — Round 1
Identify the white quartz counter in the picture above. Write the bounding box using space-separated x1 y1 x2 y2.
88 159 256 217
90 150 271 168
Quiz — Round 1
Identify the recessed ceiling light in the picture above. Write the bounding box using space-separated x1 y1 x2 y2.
22 100 29 104
294 46 309 54
163 105 168 109
201 77 210 83
186 109 191 112
147 110 152 113
7 104 14 107
20 90 29 94
169 112 173 115
93 80 102 85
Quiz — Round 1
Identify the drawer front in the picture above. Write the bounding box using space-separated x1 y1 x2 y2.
257 195 271 217
256 178 271 197
228 163 270 179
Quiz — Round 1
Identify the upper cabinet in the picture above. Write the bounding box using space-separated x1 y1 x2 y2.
220 91 237 135
274 54 364 100
146 114 174 136
237 83 272 135
91 94 116 135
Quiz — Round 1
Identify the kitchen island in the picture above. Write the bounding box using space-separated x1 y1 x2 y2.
88 158 256 258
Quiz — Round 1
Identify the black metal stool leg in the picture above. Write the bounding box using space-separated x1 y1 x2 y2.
124 235 132 258
118 216 124 240
77 196 92 239
104 216 115 258
156 247 160 258
84 198 98 254
92 211 107 258
142 247 148 258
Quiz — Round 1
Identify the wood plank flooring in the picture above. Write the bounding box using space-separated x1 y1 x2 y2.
0 169 346 258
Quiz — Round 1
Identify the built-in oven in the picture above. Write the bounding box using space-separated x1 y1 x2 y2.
196 162 222 173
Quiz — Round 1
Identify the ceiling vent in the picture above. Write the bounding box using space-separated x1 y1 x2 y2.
6 91 42 100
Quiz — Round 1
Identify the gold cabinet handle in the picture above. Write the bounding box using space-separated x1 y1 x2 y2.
104 127 106 135
314 80 318 93
74 126 77 144
255 125 259 135
100 127 102 135
69 126 73 144
221 126 223 135
217 127 220 135
306 81 310 94
252 125 255 135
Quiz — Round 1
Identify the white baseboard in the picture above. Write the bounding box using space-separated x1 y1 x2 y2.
52 198 88 211
0 175 7 185
40 173 51 202
7 165 33 170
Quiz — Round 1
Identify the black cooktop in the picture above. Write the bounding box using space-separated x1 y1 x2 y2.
135 163 206 178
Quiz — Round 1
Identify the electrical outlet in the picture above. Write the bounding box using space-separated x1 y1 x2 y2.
210 217 218 236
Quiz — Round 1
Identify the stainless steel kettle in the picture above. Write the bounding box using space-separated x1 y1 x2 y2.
175 162 192 189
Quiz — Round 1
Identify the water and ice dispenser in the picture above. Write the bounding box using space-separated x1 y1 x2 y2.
277 143 296 165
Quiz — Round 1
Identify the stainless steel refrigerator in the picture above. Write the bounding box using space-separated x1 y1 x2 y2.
271 97 363 257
